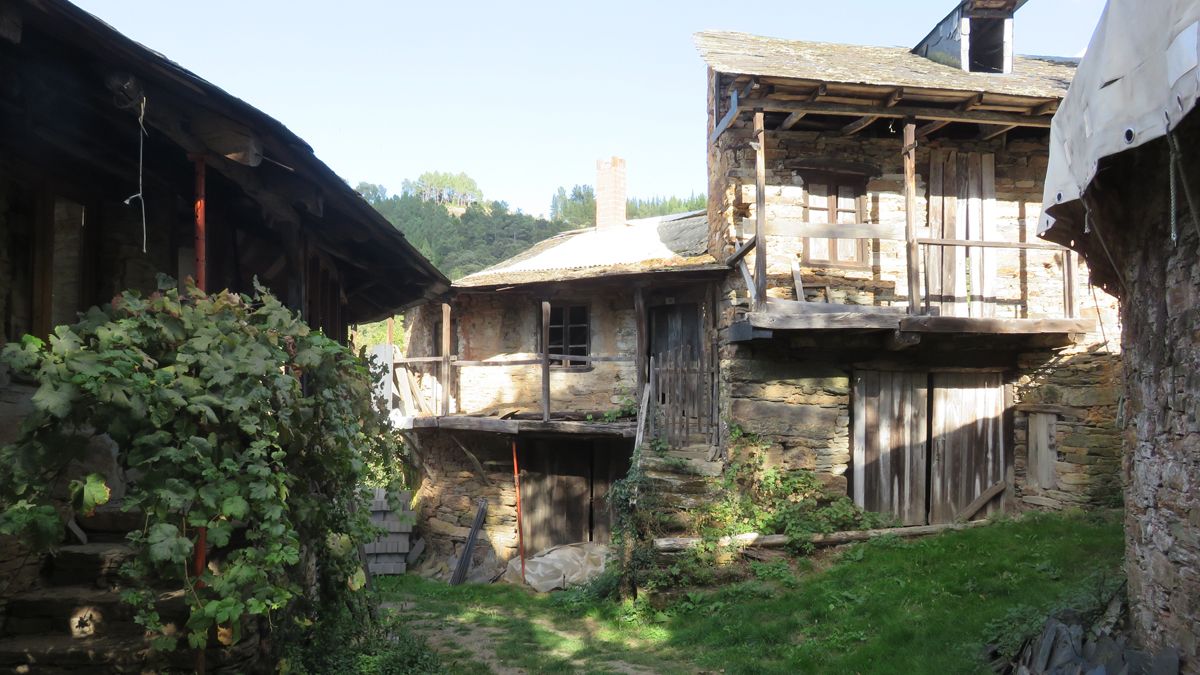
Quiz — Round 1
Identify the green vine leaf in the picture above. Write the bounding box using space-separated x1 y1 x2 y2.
221 495 249 520
147 523 192 563
70 473 111 517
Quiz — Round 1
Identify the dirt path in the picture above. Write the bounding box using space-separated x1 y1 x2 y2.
381 600 659 674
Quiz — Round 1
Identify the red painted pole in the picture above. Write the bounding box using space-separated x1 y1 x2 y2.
512 439 525 583
192 156 207 292
191 155 208 675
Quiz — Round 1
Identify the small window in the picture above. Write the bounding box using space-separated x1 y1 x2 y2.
546 304 589 367
801 172 869 268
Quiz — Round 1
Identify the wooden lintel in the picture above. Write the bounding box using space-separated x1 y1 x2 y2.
744 98 1052 128
748 311 902 331
516 420 636 438
728 321 774 343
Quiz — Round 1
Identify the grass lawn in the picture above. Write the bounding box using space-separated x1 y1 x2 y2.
377 511 1124 674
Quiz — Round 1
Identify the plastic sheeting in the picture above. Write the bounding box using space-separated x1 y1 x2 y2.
501 542 609 593
1042 0 1200 234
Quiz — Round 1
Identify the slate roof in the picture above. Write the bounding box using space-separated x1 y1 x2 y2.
454 211 724 289
694 31 1077 100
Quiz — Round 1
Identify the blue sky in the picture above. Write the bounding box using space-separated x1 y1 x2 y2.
74 0 1105 217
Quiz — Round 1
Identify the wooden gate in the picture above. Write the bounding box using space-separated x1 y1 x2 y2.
929 371 1008 523
649 340 719 449
852 370 929 526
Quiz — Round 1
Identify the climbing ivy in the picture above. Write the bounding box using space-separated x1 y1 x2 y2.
0 277 407 652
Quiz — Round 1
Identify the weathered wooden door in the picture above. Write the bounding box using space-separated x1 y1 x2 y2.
852 370 929 526
929 372 1008 523
519 439 633 554
649 303 700 358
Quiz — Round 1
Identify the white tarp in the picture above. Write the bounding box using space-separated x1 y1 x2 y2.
501 542 608 593
1042 0 1200 234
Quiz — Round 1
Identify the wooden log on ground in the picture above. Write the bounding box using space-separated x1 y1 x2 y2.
653 519 991 553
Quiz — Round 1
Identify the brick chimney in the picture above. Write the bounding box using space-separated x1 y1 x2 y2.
595 156 627 230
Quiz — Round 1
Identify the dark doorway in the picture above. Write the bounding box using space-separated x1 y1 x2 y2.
519 438 633 554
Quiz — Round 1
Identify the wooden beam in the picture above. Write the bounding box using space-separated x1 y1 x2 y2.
1063 250 1077 318
841 88 902 136
726 235 757 267
898 316 1095 334
737 259 758 304
916 237 1066 251
634 287 647 396
765 299 907 315
779 111 807 131
708 88 740 146
917 93 984 138
916 120 950 138
541 301 551 422
440 303 452 415
748 311 904 331
885 330 922 350
903 121 921 314
746 98 1052 128
979 124 1018 141
753 218 905 240
753 111 768 311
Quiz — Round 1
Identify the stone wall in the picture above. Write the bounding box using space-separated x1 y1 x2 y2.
405 290 639 416
411 430 520 578
1083 121 1200 667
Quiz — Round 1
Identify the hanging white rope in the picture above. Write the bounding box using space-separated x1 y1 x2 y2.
122 97 148 253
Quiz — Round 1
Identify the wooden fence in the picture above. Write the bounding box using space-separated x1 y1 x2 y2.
647 339 720 449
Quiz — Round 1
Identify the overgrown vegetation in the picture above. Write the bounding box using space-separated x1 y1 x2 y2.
0 278 426 666
381 511 1124 674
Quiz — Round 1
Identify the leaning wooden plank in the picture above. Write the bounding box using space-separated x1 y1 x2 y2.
653 520 991 552
451 436 493 486
449 498 488 585
727 235 757 267
737 259 757 303
956 481 1007 523
790 258 805 301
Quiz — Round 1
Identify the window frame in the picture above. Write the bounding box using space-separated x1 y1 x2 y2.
800 171 871 269
543 302 591 370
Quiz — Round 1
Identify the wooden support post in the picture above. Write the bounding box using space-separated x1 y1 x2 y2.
753 111 768 311
634 288 647 397
903 121 920 314
386 316 394 345
541 301 551 422
440 303 451 416
1063 250 1077 318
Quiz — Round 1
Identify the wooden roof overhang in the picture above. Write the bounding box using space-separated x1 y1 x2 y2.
8 0 449 323
709 73 1059 145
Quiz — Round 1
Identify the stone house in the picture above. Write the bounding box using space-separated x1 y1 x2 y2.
394 0 1124 575
0 0 447 668
1039 0 1200 667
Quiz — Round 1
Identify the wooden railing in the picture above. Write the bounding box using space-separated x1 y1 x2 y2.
380 301 640 422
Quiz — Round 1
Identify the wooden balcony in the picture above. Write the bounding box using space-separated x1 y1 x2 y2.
728 116 1092 342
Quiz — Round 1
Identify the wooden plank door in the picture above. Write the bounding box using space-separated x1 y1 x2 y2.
852 370 929 526
929 372 1008 524
520 440 592 554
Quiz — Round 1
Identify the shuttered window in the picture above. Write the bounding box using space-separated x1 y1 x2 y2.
801 172 869 268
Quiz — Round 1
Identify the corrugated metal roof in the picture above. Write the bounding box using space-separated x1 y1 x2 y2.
694 30 1076 100
454 211 723 288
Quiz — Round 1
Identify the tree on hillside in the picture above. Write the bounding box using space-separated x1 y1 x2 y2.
401 171 483 206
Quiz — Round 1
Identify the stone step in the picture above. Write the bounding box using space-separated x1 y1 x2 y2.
76 505 142 542
642 471 721 496
46 543 134 587
641 454 723 478
2 586 185 639
0 631 258 673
